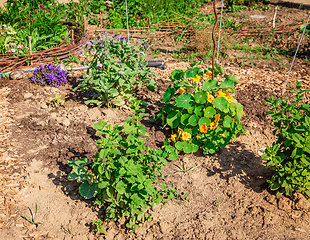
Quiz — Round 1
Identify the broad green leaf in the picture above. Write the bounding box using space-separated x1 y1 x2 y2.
115 180 126 194
270 182 280 190
194 105 204 117
93 121 107 130
169 151 178 161
204 107 216 118
198 117 211 126
131 193 144 206
201 80 219 91
224 74 239 84
167 111 182 128
171 70 184 81
162 87 175 103
221 79 235 92
188 115 199 126
215 63 224 75
223 115 232 128
98 181 110 189
181 114 190 125
79 183 97 199
122 122 137 134
175 142 184 150
186 67 200 78
212 97 229 112
183 143 193 154
176 93 192 109
68 158 91 168
194 91 207 104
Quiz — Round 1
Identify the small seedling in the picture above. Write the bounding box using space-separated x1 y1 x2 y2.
61 225 73 234
49 95 65 108
216 199 221 207
241 160 246 165
93 220 107 234
23 203 42 231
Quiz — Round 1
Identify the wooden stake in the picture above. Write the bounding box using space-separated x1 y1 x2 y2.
99 11 102 29
83 15 87 33
211 0 218 80
71 30 74 44
29 36 32 55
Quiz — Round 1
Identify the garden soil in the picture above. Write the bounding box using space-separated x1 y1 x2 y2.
0 56 310 240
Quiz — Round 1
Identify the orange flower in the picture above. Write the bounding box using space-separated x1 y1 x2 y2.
205 71 212 81
168 134 177 141
220 134 227 138
243 112 246 117
196 136 201 140
214 114 220 123
178 129 184 137
209 122 216 130
207 94 214 103
224 91 234 104
181 131 191 141
199 123 208 133
176 87 185 95
193 75 201 82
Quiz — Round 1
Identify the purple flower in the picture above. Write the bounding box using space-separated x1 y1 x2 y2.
31 63 67 87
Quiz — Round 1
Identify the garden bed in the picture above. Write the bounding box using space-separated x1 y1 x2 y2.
0 56 310 239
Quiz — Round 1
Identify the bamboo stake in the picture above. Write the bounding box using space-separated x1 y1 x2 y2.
99 11 102 29
212 0 218 80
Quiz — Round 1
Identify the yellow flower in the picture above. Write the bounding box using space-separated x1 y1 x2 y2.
181 131 191 141
168 134 177 141
209 122 216 130
205 71 212 81
218 90 226 98
214 114 220 123
199 124 208 133
243 112 246 117
207 94 214 103
176 87 185 95
193 75 201 82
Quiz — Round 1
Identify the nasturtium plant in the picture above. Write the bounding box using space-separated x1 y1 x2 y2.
68 101 186 229
262 81 310 200
154 62 244 159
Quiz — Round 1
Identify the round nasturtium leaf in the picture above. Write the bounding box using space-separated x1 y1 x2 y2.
188 115 199 126
201 80 219 91
221 79 235 93
79 183 97 199
204 106 216 118
192 144 199 153
223 115 232 128
194 91 207 104
169 152 178 161
194 105 204 117
198 117 211 126
176 93 193 109
212 97 229 112
183 143 193 154
167 111 182 128
175 141 184 151
181 114 190 125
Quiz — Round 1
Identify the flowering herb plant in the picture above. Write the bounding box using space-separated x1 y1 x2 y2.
31 63 68 87
74 33 157 108
263 81 310 199
154 62 244 160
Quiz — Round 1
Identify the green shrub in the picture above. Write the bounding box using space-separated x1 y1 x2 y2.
68 101 186 229
263 81 310 199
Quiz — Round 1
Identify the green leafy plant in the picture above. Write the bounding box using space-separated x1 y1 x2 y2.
154 62 244 160
23 203 42 231
67 101 185 229
93 219 107 234
263 81 310 199
49 95 65 108
74 33 157 108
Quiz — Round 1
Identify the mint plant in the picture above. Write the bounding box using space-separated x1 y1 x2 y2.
263 81 310 199
154 62 244 160
74 33 157 107
67 101 182 229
